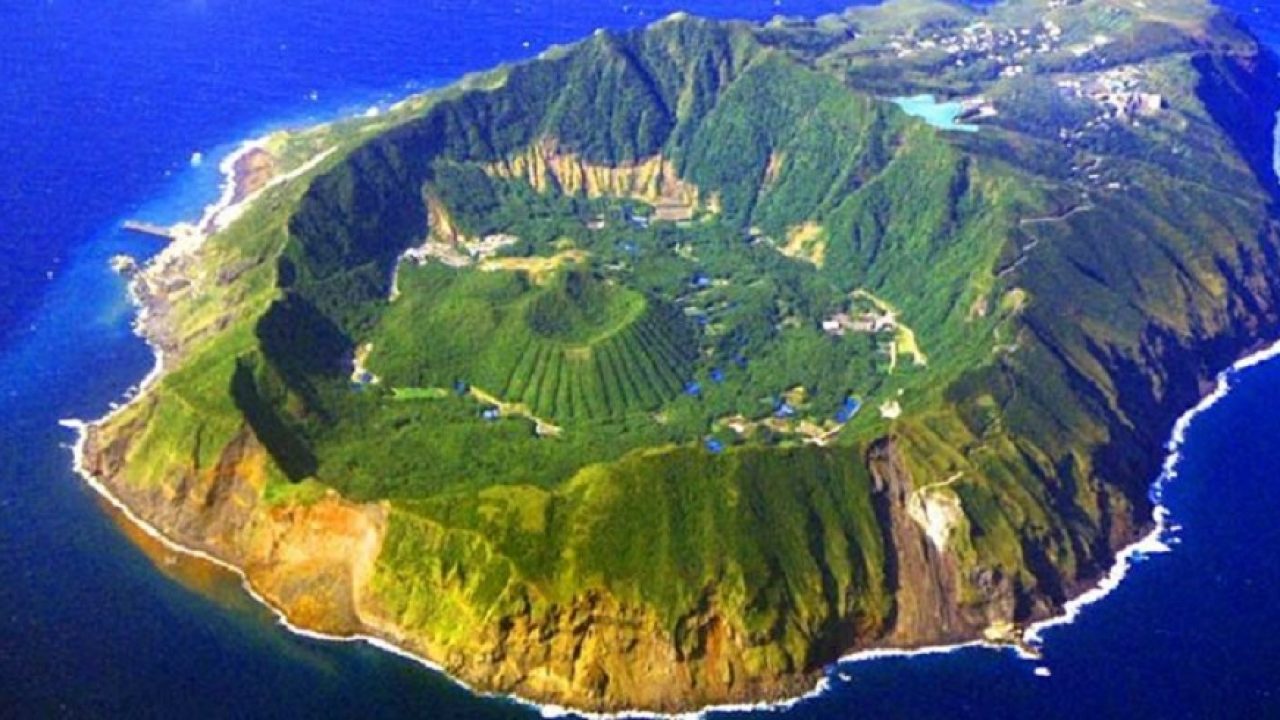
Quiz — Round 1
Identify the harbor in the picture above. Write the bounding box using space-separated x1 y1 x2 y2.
121 220 175 240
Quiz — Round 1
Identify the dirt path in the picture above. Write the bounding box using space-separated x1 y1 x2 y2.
469 386 563 437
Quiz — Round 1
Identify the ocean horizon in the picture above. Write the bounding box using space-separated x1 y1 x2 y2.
4 1 1280 717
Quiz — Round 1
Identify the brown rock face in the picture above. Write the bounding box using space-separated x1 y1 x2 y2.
356 587 817 714
868 440 968 643
867 439 1016 646
72 20 1280 716
86 409 992 713
83 414 385 639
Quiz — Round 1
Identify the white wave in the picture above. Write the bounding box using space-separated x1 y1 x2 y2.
59 98 1280 720
71 244 1280 720
1023 337 1280 649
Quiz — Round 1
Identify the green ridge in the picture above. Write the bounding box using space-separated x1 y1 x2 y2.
94 0 1280 711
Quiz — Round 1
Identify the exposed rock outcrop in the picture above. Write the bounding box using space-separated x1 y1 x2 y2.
484 138 715 218
83 414 385 638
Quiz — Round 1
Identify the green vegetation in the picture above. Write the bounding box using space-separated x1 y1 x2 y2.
96 0 1280 709
378 443 892 663
372 264 696 422
391 387 450 401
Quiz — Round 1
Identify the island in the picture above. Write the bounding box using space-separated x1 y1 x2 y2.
77 0 1280 713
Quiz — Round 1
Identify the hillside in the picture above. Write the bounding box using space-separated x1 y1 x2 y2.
82 0 1280 712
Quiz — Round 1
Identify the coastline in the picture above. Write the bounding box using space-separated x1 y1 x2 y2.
59 112 1280 720
59 408 994 720
112 136 267 400
57 131 1003 719
64 297 1280 718
1021 339 1280 646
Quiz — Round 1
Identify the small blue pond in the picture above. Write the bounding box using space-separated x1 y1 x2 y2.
891 94 980 133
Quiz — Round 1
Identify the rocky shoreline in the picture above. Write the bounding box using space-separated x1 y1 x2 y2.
72 163 1224 716
65 8 1280 713
70 374 1156 716
74 204 1148 712
66 92 1169 720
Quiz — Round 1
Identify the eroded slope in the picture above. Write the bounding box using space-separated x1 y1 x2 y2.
85 0 1280 712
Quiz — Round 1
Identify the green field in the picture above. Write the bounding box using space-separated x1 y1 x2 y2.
94 0 1280 710
371 263 699 422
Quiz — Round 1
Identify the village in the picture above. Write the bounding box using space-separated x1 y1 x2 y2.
1059 63 1164 121
879 8 1168 195
1047 62 1168 194
821 289 927 373
374 178 928 457
388 230 527 301
399 231 521 269
885 18 1066 78
713 385 859 450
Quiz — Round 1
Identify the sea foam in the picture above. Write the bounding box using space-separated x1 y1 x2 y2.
58 94 1280 720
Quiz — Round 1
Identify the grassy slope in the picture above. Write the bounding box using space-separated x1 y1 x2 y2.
370 264 697 422
263 16 1060 651
95 0 1280 700
378 444 890 672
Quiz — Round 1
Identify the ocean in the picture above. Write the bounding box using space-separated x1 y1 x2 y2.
1 1 1278 717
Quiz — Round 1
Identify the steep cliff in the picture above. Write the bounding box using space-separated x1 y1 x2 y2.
82 0 1280 713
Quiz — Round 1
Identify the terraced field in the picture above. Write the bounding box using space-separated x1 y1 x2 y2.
371 262 697 423
90 3 1280 713
505 300 696 420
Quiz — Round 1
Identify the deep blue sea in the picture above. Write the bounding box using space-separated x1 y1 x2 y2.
2 1 1279 717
